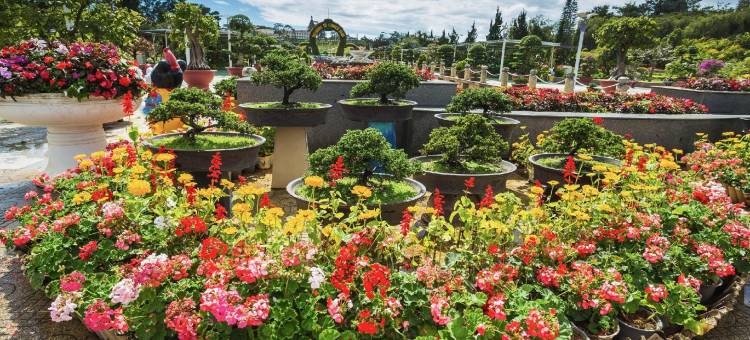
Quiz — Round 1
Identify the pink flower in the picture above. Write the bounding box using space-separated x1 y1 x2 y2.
485 294 506 320
109 278 140 305
83 300 128 333
166 298 201 340
430 295 451 326
60 271 86 292
49 294 78 322
79 241 98 260
235 255 270 284
645 284 668 302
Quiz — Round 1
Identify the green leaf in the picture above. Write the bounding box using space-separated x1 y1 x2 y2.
318 328 340 340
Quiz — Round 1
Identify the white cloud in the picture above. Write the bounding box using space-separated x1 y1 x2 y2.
214 0 230 5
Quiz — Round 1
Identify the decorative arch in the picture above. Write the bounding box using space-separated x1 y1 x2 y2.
309 19 347 56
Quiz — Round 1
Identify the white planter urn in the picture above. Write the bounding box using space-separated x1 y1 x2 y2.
0 93 134 175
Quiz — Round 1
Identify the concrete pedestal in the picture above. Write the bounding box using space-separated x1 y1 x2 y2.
272 127 309 189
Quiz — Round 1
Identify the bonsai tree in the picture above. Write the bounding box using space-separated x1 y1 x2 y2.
538 118 625 158
147 87 254 144
446 87 514 118
167 2 219 70
251 50 322 106
594 17 657 78
421 114 508 173
308 128 418 186
349 62 421 104
227 14 255 67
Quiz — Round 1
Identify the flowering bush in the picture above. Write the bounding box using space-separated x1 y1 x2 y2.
682 132 750 193
313 63 373 80
683 78 750 92
1 136 749 339
698 59 725 77
0 39 146 101
501 87 708 114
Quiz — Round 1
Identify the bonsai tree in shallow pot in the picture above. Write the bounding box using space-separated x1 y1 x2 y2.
413 114 516 213
239 50 331 126
226 14 254 76
338 61 421 122
436 87 521 145
167 2 219 89
144 87 265 183
287 128 425 224
528 118 624 189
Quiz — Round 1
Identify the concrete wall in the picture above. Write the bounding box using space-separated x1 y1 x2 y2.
652 86 750 115
237 79 456 154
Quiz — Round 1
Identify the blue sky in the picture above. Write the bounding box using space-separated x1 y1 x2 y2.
196 0 730 39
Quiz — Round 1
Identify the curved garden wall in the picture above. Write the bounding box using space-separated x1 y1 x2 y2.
652 86 750 115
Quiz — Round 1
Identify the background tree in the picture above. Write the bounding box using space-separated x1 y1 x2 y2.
594 16 657 77
468 44 487 66
740 0 750 9
390 45 402 61
509 10 530 39
511 35 544 74
437 44 455 65
486 8 504 40
465 22 478 43
556 0 578 63
449 28 460 44
438 30 449 44
167 2 219 70
529 15 554 41
227 14 254 67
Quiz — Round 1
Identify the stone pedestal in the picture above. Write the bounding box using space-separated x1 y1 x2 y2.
272 127 309 189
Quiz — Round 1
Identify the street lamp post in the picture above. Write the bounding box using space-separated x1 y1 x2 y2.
499 29 508 78
226 17 233 68
573 12 596 83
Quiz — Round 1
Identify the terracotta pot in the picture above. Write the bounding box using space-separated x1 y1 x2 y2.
239 103 331 127
257 155 272 170
226 67 244 77
338 98 417 122
183 69 216 89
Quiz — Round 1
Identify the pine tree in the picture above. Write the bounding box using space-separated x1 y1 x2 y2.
509 10 529 39
465 22 477 43
449 27 460 44
438 29 449 44
486 7 504 40
738 0 750 9
556 0 577 63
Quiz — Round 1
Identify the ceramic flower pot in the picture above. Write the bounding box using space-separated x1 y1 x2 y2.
411 155 517 196
572 322 620 340
0 93 142 175
286 176 426 225
434 113 521 148
226 67 244 77
239 103 331 127
338 98 417 122
182 69 216 89
143 132 265 186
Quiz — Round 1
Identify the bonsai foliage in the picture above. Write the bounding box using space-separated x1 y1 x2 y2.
308 128 418 184
446 88 514 118
167 2 219 70
227 15 254 67
251 51 322 105
594 17 657 78
350 62 421 104
422 114 508 172
147 87 253 143
213 77 237 98
538 118 626 158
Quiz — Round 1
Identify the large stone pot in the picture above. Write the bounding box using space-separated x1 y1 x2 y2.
183 69 216 89
143 132 265 183
239 103 331 127
338 98 417 122
528 153 621 187
652 86 750 115
286 176 426 224
434 113 521 146
0 93 141 175
412 155 516 195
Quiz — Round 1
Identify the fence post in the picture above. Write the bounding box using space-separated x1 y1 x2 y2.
563 72 575 94
528 69 537 90
439 62 445 76
480 65 488 84
616 76 631 94
450 64 457 78
464 65 472 82
500 67 509 87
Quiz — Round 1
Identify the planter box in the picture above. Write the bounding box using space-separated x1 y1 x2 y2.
651 86 750 115
504 111 749 153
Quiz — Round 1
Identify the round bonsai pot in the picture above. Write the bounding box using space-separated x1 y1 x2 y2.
699 278 723 305
572 322 619 340
411 155 516 195
183 69 216 89
434 113 521 145
239 103 331 127
616 311 663 340
528 153 621 187
143 131 265 179
226 67 244 77
338 98 417 122
286 176 426 225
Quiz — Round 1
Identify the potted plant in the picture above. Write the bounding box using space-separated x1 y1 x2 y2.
226 14 254 76
144 87 265 182
287 128 425 224
0 39 146 175
413 114 516 212
435 87 520 145
239 50 331 126
167 2 219 89
528 118 623 187
338 61 421 122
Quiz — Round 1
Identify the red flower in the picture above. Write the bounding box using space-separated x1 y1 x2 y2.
464 176 475 190
479 185 494 209
362 263 391 299
592 117 603 125
259 192 271 208
222 94 233 111
433 188 444 217
563 156 577 184
214 203 227 220
399 209 413 236
328 156 348 185
200 237 228 260
177 216 207 236
208 152 222 186
357 320 378 335
645 284 668 302
79 241 98 260
118 76 131 87
121 91 134 116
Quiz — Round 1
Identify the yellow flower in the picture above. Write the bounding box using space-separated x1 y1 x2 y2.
351 185 372 199
358 208 381 220
235 184 267 197
220 179 235 190
530 207 545 219
72 192 92 205
90 151 106 160
304 176 325 188
74 154 87 161
113 167 125 174
232 203 253 223
547 180 560 187
672 149 683 155
141 150 153 161
223 227 238 235
177 173 194 185
597 203 614 213
127 179 151 196
261 207 284 226
296 209 316 221
578 154 593 161
131 165 147 175
659 159 680 171
530 186 544 195
154 153 175 162
78 159 94 169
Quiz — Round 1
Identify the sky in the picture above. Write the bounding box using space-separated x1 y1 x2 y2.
197 0 730 40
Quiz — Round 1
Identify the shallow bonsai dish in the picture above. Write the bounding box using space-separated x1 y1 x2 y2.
528 153 621 186
239 102 331 127
338 98 417 122
143 131 265 174
286 176 426 224
412 155 517 195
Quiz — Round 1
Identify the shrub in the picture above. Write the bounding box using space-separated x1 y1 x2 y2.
147 87 253 143
537 118 626 158
349 62 421 104
251 50 322 105
446 88 513 117
213 76 237 98
421 114 507 173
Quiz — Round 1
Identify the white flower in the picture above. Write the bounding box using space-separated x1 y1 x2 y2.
166 197 177 208
308 266 326 289
49 294 77 322
141 253 168 266
55 44 69 54
110 278 140 305
154 216 172 229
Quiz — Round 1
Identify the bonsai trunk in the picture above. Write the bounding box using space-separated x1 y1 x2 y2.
187 29 210 70
615 49 627 78
379 93 389 104
282 88 291 105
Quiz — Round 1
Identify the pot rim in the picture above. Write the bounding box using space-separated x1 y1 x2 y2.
528 153 621 172
0 92 133 102
286 175 427 206
434 112 521 125
143 131 266 152
412 155 517 177
184 69 217 72
239 102 333 111
617 310 664 332
338 98 418 107
572 320 620 338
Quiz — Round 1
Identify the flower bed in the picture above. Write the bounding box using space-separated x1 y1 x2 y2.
682 78 750 92
312 63 372 80
1 137 749 339
682 132 750 203
501 87 708 114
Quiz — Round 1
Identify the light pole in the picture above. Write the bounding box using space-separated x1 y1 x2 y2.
226 16 233 68
499 29 508 75
573 11 596 83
